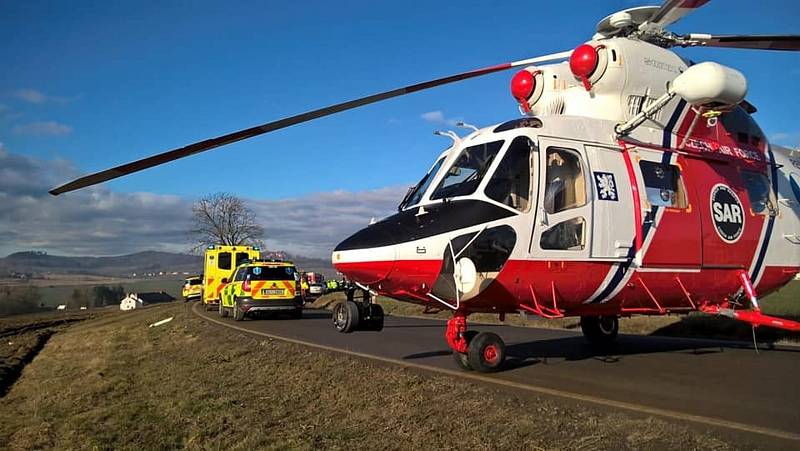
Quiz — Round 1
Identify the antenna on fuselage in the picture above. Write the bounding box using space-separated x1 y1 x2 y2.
433 130 460 141
455 121 479 132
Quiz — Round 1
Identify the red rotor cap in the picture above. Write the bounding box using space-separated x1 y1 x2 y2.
510 70 535 102
570 44 599 90
569 44 599 77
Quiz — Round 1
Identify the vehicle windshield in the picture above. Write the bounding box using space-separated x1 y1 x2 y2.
400 156 447 209
431 141 503 200
247 266 296 281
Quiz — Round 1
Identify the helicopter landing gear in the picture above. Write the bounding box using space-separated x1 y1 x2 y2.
580 315 619 346
447 312 506 373
332 286 384 333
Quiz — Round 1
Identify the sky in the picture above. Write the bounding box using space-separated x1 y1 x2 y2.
1 0 798 258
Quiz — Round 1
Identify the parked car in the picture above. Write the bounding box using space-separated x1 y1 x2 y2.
308 283 326 297
182 276 203 301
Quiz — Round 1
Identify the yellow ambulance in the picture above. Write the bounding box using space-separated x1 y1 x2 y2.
202 245 260 310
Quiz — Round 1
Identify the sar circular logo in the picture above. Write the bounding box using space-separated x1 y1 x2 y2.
710 184 744 243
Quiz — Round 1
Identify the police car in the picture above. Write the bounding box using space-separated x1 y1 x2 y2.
218 260 303 321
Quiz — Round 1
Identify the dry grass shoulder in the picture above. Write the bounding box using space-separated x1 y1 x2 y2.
0 303 738 450
0 309 115 396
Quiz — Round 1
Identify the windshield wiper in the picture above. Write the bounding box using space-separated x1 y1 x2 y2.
398 185 417 210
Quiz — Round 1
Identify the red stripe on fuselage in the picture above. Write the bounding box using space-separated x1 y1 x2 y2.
336 256 799 317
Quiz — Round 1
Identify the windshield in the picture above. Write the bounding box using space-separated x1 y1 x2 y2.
431 141 503 200
400 156 446 209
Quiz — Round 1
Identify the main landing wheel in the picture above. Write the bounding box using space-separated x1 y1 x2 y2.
333 300 360 333
467 332 506 373
361 303 384 331
580 315 619 346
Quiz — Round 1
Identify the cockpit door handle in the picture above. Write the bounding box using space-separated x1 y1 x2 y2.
539 207 548 227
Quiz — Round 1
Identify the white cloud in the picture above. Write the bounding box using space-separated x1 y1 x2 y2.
11 88 78 105
421 111 445 122
0 147 407 259
420 110 462 127
249 186 407 258
12 121 73 136
13 89 46 104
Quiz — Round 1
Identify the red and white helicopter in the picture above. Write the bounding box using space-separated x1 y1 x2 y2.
51 1 800 372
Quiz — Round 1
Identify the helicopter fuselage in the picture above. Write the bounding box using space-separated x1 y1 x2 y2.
332 37 800 319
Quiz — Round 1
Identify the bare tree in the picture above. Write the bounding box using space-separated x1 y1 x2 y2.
190 193 264 251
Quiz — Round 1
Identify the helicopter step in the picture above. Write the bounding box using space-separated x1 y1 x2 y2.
332 286 384 333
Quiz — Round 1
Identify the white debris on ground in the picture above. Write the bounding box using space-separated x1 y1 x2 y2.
148 317 174 328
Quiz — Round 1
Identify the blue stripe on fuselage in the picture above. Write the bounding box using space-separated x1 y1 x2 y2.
749 146 778 283
589 100 686 304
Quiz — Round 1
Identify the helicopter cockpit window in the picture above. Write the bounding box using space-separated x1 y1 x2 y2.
485 136 533 212
400 156 446 209
543 147 586 214
741 170 776 215
639 161 686 208
431 141 503 200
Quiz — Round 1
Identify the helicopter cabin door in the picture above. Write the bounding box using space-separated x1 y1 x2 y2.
584 144 635 259
530 139 592 260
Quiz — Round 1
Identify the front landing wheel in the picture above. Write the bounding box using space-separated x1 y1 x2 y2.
467 332 505 373
452 331 478 371
333 301 360 333
580 315 619 346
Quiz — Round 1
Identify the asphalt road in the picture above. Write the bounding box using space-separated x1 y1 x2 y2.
194 304 800 443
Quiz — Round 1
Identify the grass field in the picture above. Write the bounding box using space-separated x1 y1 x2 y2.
30 279 184 308
0 303 742 449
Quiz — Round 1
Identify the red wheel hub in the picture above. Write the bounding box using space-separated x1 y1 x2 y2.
483 344 499 364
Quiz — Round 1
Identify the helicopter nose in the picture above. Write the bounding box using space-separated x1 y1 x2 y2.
331 245 396 285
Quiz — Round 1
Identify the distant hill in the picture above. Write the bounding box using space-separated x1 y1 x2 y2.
0 251 334 278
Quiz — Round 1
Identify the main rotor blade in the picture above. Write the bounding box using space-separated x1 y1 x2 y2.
684 34 800 51
648 0 711 28
49 50 571 196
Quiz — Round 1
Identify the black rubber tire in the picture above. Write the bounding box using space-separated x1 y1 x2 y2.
580 315 619 346
452 351 472 370
333 301 360 333
233 299 245 322
452 330 478 371
219 302 229 318
467 332 506 373
364 304 384 331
